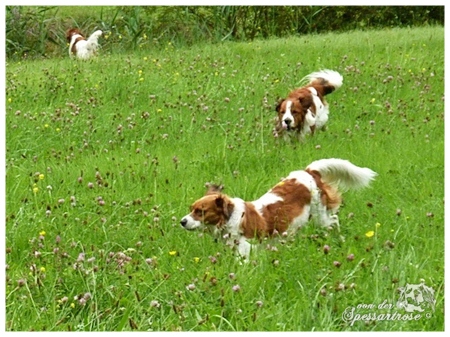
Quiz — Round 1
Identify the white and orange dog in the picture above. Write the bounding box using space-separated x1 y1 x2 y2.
275 69 343 140
66 28 102 60
181 158 376 259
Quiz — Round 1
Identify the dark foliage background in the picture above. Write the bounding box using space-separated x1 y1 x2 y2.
5 6 444 59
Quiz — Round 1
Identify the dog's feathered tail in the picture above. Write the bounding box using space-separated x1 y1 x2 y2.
87 30 102 49
302 69 343 95
306 158 377 191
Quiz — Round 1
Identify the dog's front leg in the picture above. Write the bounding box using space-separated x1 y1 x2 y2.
225 235 253 261
237 237 252 261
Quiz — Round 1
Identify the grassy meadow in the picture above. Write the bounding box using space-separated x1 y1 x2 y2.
5 26 444 331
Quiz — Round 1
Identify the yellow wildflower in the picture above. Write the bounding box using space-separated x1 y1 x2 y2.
169 251 177 256
39 174 45 180
194 257 200 263
365 230 375 238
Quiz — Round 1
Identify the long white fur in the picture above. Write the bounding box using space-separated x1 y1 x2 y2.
306 158 377 191
302 69 344 89
308 87 328 129
70 30 102 60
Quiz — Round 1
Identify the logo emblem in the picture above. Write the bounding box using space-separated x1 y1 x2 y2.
396 282 436 313
341 282 436 326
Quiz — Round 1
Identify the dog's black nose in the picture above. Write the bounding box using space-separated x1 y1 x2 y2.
284 118 292 125
180 218 187 227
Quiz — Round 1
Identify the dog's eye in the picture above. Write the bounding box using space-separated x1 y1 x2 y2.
194 208 204 215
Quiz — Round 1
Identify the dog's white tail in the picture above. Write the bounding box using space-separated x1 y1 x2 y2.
306 158 377 191
302 69 343 92
87 30 102 47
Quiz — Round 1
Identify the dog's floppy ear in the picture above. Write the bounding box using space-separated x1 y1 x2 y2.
66 29 73 43
66 28 79 42
299 95 313 110
205 182 224 195
275 98 285 113
214 195 234 219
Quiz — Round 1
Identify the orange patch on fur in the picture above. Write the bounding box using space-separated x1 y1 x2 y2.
305 169 342 210
240 202 268 239
71 36 85 55
189 194 234 228
262 178 311 234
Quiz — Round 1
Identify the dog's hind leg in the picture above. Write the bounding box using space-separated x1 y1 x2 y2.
313 203 340 230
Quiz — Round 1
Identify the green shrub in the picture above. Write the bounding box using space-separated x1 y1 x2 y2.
5 6 444 60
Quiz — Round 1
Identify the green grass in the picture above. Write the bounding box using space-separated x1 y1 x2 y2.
5 26 444 331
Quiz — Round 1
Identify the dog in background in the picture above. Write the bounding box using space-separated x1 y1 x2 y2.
180 158 376 259
275 69 343 140
66 28 102 60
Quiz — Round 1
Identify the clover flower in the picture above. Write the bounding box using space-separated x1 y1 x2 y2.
232 285 241 292
150 300 160 308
